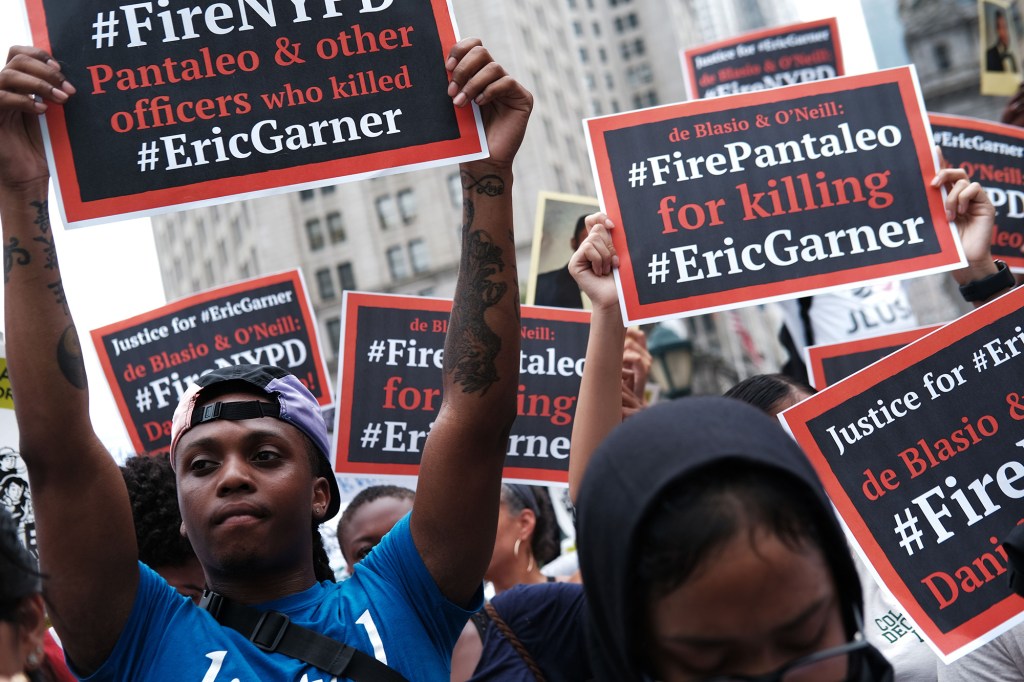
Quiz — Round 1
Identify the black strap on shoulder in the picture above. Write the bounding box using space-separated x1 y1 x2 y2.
199 590 408 682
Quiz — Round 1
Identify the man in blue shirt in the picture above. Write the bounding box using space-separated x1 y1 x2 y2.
0 36 530 681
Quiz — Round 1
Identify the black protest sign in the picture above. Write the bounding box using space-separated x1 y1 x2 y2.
335 292 590 483
585 67 963 325
932 114 1024 272
92 271 330 454
782 287 1024 661
807 325 939 388
24 0 484 226
683 17 844 100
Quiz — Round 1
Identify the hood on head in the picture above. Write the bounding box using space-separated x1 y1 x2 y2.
575 396 863 681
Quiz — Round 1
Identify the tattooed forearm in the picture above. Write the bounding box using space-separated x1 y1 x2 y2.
3 238 30 283
460 172 505 198
57 326 88 389
48 279 70 316
444 173 513 395
30 200 58 271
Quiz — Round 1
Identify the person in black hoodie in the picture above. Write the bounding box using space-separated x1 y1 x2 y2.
575 397 893 681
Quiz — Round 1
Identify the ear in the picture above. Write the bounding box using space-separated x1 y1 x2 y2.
17 593 47 667
311 475 330 522
516 507 537 539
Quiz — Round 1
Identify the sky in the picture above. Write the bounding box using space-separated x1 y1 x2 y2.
0 0 879 454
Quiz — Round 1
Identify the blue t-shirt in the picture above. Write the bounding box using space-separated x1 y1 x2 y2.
80 514 480 681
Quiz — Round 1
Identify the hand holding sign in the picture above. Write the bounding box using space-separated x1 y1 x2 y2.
932 165 999 288
0 47 72 191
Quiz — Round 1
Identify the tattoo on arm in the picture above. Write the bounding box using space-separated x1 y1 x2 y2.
57 326 87 390
3 238 30 284
444 172 513 395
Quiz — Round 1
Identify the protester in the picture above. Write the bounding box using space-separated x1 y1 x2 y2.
723 372 814 416
0 38 529 681
533 215 589 309
0 508 73 682
456 582 591 682
484 484 560 594
337 485 415 569
564 163 1004 679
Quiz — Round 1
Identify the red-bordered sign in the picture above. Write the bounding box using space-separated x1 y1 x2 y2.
932 113 1024 272
335 292 591 483
24 0 486 226
682 17 844 100
92 270 330 454
585 67 964 325
807 325 941 389
781 286 1024 661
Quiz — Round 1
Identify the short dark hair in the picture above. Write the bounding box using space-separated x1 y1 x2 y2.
0 506 40 614
724 373 815 414
337 485 416 558
121 453 196 570
573 215 589 244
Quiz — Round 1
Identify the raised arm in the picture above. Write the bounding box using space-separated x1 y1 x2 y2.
410 39 532 607
0 47 138 673
567 214 627 504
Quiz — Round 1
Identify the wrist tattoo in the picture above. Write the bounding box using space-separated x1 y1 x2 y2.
461 172 505 198
31 200 58 271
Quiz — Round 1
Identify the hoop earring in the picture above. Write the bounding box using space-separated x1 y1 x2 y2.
513 537 522 558
26 645 43 670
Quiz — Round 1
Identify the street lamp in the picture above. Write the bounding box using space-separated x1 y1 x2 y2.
646 323 694 399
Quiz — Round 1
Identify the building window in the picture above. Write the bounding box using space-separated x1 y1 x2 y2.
934 43 951 72
217 239 227 265
231 216 243 243
204 260 214 285
197 219 207 246
376 195 399 230
306 219 325 251
327 211 346 243
326 318 342 355
338 262 357 291
397 189 417 224
299 189 315 201
386 246 408 281
321 184 336 195
409 239 430 274
316 268 335 300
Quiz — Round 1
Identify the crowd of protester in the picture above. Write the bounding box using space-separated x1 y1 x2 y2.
0 25 1023 682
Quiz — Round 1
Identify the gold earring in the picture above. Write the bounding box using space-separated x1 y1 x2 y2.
513 537 522 558
26 645 43 669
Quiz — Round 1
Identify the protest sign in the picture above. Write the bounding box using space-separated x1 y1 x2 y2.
979 0 1022 96
585 67 964 325
527 191 599 310
23 0 486 227
682 17 844 100
806 324 939 389
781 286 1024 661
334 292 590 483
932 113 1024 271
92 271 330 454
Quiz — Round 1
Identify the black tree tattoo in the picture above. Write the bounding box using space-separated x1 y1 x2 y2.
445 172 509 395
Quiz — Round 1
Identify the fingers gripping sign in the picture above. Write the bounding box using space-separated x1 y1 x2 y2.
569 213 620 312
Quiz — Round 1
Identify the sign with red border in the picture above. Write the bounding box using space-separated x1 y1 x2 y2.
682 17 844 100
91 270 330 455
807 325 941 389
585 67 965 325
781 286 1024 661
24 0 486 227
334 292 590 483
932 113 1024 272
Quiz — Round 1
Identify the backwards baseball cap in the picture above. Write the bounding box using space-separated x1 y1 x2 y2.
170 364 340 520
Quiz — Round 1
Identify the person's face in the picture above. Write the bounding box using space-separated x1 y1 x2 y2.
155 555 207 603
998 14 1010 44
484 499 535 582
174 391 329 577
645 529 846 681
340 496 413 567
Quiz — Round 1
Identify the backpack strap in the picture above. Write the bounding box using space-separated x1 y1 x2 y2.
200 590 408 682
